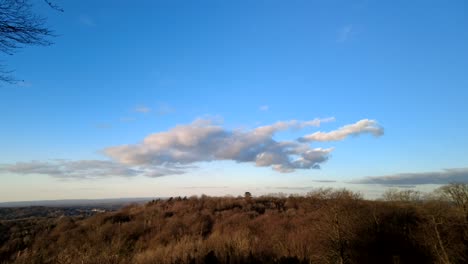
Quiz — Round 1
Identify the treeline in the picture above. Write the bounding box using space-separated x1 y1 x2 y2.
0 206 108 221
1 185 467 264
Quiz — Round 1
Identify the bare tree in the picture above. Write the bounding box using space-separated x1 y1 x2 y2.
381 188 422 202
436 183 468 221
0 0 59 83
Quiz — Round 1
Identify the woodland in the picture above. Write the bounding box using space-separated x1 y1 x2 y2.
0 184 467 264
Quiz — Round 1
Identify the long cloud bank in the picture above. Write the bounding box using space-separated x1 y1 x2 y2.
1 117 383 179
0 160 185 179
352 168 468 185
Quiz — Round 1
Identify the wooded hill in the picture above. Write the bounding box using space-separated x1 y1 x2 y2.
1 185 467 264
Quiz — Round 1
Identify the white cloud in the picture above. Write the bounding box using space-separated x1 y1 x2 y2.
1 117 383 179
104 117 337 173
254 117 335 136
299 119 383 142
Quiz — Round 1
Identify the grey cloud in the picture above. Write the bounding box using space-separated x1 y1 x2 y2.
273 186 315 191
312 180 337 183
299 119 383 142
104 118 336 173
352 168 468 185
142 166 185 178
0 160 181 179
393 185 417 189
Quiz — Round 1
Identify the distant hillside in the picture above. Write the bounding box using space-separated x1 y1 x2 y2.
0 190 467 264
0 197 157 208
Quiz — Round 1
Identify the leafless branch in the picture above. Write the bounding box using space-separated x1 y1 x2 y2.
0 0 57 83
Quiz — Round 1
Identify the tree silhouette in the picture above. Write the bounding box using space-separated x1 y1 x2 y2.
437 182 468 221
0 0 60 83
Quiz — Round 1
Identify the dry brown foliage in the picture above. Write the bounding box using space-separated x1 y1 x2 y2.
1 188 467 264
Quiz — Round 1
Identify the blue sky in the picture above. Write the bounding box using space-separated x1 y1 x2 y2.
1 0 467 202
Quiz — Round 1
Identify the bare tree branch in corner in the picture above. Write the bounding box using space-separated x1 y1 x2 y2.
43 0 63 12
0 0 60 83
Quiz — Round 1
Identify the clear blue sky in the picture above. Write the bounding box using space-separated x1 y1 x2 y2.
1 0 467 202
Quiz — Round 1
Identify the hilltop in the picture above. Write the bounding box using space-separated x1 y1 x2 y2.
0 188 467 264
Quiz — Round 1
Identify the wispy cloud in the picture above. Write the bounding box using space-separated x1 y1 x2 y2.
273 186 316 191
254 117 335 136
352 168 468 185
0 160 184 179
299 119 383 142
337 24 354 42
134 105 151 113
259 105 269 111
312 180 337 183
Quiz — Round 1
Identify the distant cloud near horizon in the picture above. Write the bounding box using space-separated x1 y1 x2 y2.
352 168 468 185
312 180 337 183
0 160 184 179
